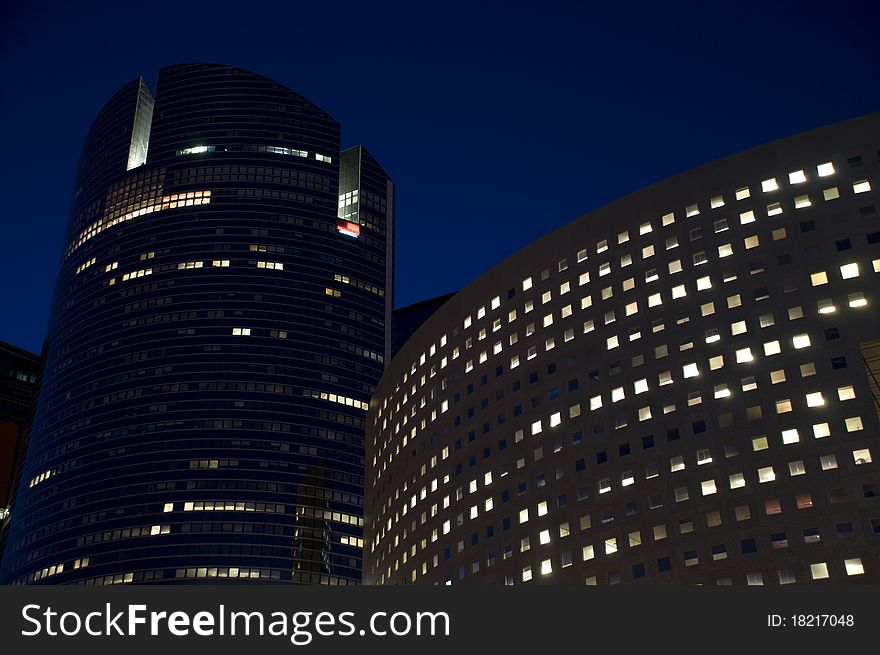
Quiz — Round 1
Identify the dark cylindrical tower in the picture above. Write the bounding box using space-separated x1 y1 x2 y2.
1 64 394 585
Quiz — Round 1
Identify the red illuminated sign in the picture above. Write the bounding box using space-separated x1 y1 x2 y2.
337 221 360 238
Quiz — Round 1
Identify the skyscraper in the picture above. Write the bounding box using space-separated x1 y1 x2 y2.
0 64 394 585
365 114 880 585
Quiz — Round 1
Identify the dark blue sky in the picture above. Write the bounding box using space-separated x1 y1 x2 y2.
1 0 877 354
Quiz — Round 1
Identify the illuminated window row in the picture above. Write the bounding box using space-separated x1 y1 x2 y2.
183 501 284 513
304 388 370 411
176 567 281 580
120 268 152 282
333 273 385 296
69 190 211 253
256 260 284 270
75 257 96 274
177 260 204 269
29 469 54 488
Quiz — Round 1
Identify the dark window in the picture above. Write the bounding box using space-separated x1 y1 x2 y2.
777 253 791 265
568 378 579 391
667 427 680 442
740 538 757 554
831 356 847 369
596 451 607 464
800 220 816 233
867 231 880 244
836 238 852 251
547 362 557 375
618 443 631 457
632 563 645 579
692 420 706 435
642 435 654 449
575 458 585 472
824 327 840 341
528 371 538 383
657 557 671 572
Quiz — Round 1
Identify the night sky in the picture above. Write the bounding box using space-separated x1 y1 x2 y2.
1 0 877 354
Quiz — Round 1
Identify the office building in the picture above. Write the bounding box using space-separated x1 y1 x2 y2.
366 114 880 585
1 64 394 585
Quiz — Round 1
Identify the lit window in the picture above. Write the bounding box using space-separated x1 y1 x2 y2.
607 335 619 350
794 195 811 209
736 348 753 363
792 333 811 349
232 327 251 336
662 211 675 226
729 473 746 489
752 436 768 451
735 186 750 200
845 559 865 576
820 455 838 470
837 385 855 401
604 538 618 554
648 293 662 307
781 428 800 444
840 262 859 279
522 277 532 291
803 391 823 408
844 417 863 432
813 422 831 438
639 221 652 235
611 386 625 403
682 362 699 378
761 178 778 193
789 170 806 184
710 195 725 209
714 384 730 399
744 235 759 249
731 320 746 335
816 162 834 177
853 448 872 465
823 187 840 201
701 480 717 495
853 179 871 194
590 395 602 410
767 202 783 216
758 466 776 483
671 284 686 299
718 243 733 258
696 276 712 291
817 299 836 314
810 271 829 286
848 292 867 308
810 563 829 580
709 355 724 370
740 210 756 224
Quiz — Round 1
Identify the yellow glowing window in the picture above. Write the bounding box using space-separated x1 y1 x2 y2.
739 210 756 224
823 187 840 200
761 178 778 192
686 204 699 217
781 428 800 444
662 212 675 226
794 195 811 209
767 202 783 216
764 340 781 356
710 195 725 209
810 271 828 286
735 186 750 200
789 170 806 184
848 292 867 308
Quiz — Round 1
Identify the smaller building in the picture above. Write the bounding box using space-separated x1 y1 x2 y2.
0 341 40 530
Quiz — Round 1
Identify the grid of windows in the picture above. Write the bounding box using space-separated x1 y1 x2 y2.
366 115 880 586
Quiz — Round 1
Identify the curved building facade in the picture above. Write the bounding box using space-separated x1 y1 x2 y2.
1 64 394 585
366 114 880 586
